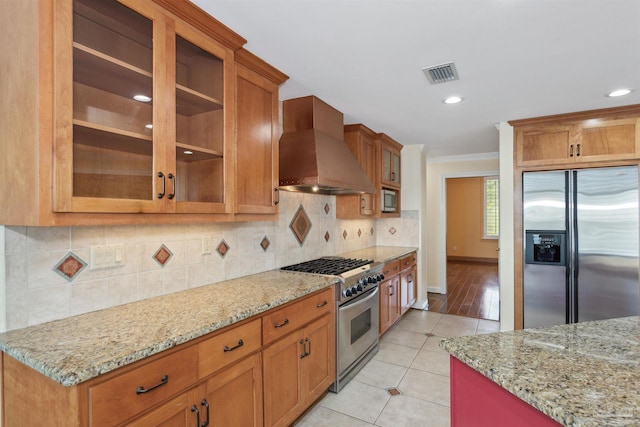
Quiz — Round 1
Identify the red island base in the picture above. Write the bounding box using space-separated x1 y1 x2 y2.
450 356 563 427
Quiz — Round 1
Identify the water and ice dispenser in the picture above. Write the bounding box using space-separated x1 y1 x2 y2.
525 231 566 266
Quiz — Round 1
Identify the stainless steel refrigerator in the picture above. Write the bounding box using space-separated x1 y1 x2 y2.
523 165 639 328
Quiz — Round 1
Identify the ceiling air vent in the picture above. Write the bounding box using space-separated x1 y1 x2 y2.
422 62 459 84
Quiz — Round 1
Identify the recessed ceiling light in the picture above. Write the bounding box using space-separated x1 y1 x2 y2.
183 150 193 155
145 124 153 129
443 96 463 104
607 89 632 97
133 94 152 102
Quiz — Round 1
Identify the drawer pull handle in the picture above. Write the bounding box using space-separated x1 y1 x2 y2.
136 375 169 394
201 399 210 427
316 300 328 308
191 405 200 427
274 318 289 328
223 339 244 352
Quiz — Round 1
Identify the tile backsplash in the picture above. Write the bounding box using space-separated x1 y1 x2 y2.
2 192 418 331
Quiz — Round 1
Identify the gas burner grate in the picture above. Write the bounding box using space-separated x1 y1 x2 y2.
281 257 373 276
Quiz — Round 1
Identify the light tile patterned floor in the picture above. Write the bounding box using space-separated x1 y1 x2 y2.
294 310 500 427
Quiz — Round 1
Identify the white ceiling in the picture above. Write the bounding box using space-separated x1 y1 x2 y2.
192 0 640 157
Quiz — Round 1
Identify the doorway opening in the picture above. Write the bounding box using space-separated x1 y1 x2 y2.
428 174 500 321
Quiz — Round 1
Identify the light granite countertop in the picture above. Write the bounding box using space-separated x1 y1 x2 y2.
441 317 640 426
338 246 417 263
0 270 337 386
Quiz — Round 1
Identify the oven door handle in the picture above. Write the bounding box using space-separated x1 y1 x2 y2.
340 286 378 309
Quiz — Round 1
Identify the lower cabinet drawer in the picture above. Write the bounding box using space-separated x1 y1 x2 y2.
262 287 334 345
382 260 400 277
198 318 262 378
88 346 199 427
400 252 417 270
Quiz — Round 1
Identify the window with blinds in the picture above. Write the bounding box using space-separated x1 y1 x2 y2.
484 176 499 238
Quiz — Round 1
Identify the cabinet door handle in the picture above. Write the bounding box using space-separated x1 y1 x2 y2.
305 337 311 356
136 374 168 394
201 399 210 427
191 405 200 427
299 339 306 358
576 143 581 156
223 339 244 352
167 173 175 200
316 300 328 308
569 144 574 157
157 171 166 199
274 188 280 205
274 318 289 328
389 285 394 296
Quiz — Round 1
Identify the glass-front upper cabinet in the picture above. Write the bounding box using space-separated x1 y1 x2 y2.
173 28 229 213
54 0 232 214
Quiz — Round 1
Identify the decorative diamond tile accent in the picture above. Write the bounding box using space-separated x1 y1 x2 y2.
217 240 230 258
153 244 173 267
324 231 331 242
260 236 270 251
371 227 375 236
358 228 362 237
342 229 348 239
290 205 312 245
389 227 397 235
386 387 402 396
53 252 87 282
324 203 330 214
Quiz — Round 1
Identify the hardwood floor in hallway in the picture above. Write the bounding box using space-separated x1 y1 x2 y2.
427 260 499 321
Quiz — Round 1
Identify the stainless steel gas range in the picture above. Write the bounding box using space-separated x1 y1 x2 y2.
282 256 384 393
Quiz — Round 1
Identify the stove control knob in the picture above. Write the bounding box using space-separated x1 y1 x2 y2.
351 286 358 295
357 283 363 292
368 276 375 283
378 274 385 281
344 289 352 297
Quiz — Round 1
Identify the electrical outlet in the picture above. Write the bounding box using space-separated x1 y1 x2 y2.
90 244 125 270
202 236 213 255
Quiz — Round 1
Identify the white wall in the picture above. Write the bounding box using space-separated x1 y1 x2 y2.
498 122 515 331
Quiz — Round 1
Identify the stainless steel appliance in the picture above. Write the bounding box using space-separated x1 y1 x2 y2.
523 166 639 328
281 257 384 392
381 189 398 212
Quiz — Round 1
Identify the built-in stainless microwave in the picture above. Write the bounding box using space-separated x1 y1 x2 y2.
381 189 398 212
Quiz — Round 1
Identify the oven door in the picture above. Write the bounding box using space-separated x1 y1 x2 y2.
338 287 379 374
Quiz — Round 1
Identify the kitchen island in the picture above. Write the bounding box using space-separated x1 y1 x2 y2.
441 316 640 427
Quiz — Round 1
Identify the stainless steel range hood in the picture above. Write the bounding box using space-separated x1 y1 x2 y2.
279 96 376 195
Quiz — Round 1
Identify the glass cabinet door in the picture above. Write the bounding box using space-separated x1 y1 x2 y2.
70 0 156 204
173 30 227 211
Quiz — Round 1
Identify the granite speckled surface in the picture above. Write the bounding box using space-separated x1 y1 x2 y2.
338 246 417 263
0 270 337 386
441 317 640 426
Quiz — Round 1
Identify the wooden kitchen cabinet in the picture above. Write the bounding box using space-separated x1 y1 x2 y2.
234 48 288 217
336 124 378 219
379 259 401 335
378 133 402 188
513 107 640 168
400 252 417 315
262 289 336 427
56 0 235 215
0 0 284 225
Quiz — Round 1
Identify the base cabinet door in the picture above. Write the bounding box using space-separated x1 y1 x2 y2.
204 352 263 427
263 315 335 427
401 266 417 315
379 277 400 335
127 385 206 427
263 330 304 427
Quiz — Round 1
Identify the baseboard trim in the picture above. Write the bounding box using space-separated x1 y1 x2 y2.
447 256 498 264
